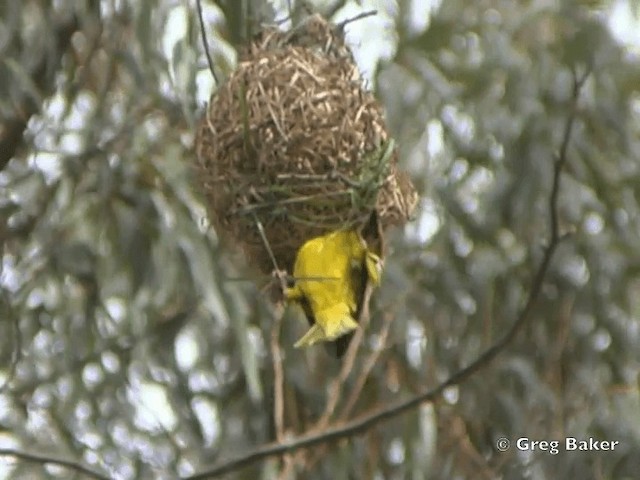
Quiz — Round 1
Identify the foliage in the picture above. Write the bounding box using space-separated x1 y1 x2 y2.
1 0 639 479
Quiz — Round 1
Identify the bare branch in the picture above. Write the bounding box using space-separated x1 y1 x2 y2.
339 311 394 419
302 309 395 472
196 0 220 85
0 292 21 393
183 66 590 480
276 254 377 474
0 448 111 480
334 10 378 32
316 280 374 428
271 307 286 443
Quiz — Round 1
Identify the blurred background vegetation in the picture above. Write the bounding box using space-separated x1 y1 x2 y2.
1 0 640 479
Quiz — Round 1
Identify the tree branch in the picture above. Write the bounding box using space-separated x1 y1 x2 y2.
0 292 21 393
0 448 111 480
183 66 590 480
196 0 219 85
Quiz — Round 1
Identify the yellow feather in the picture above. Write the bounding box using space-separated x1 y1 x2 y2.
285 229 382 350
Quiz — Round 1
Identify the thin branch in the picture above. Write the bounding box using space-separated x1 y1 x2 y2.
0 292 21 393
339 311 394 419
0 449 111 480
316 281 374 429
279 254 377 475
196 0 219 85
271 307 286 443
446 417 497 480
335 10 378 32
270 304 297 480
303 308 395 473
183 66 590 480
551 64 591 243
252 213 282 274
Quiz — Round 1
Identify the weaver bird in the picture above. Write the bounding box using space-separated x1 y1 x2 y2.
285 214 383 357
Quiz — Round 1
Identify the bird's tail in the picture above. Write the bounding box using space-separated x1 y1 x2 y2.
294 312 358 348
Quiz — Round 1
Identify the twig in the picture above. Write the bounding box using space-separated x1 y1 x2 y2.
0 292 20 393
282 263 377 474
196 0 219 85
335 10 378 32
446 417 497 480
252 213 281 274
270 309 285 441
303 306 394 473
339 311 394 419
0 448 111 480
316 281 374 429
182 66 590 480
232 190 352 216
270 303 296 479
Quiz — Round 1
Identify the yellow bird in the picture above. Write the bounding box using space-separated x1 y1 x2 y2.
285 219 382 356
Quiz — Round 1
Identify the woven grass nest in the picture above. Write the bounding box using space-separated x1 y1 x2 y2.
195 14 417 274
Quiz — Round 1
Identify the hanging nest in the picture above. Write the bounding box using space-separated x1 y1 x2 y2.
195 14 417 274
